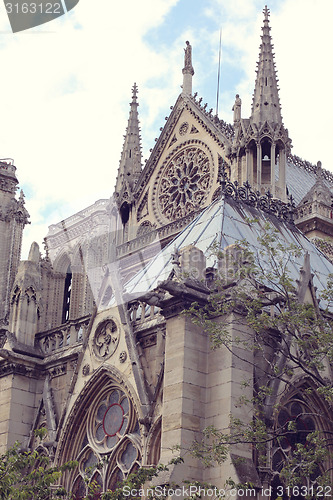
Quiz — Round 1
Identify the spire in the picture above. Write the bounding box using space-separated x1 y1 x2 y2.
115 83 142 196
182 41 194 94
251 5 282 125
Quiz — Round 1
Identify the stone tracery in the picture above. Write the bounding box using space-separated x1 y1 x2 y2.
157 145 213 221
269 393 330 497
69 381 141 498
92 319 119 360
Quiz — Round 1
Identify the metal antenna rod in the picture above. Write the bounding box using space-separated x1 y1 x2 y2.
216 28 222 116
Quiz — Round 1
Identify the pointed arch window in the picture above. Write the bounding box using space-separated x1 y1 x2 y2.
261 139 271 184
271 396 323 499
62 264 72 323
67 383 141 498
120 202 130 225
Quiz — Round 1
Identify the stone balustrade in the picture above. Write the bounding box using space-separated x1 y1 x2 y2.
128 301 160 324
35 315 90 355
117 210 199 258
295 201 333 221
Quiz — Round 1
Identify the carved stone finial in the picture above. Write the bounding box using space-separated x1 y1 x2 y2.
263 5 270 22
316 160 322 178
115 84 142 199
132 82 138 102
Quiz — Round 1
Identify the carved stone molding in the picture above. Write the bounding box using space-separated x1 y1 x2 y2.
49 364 67 379
220 163 295 224
119 351 127 363
0 361 39 379
137 220 156 237
82 364 91 376
137 191 149 222
92 319 120 360
179 122 189 136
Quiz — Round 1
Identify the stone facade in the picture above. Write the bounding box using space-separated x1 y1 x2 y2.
1 6 333 498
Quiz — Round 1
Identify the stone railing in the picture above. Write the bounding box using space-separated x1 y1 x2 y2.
35 315 91 355
294 202 333 221
128 301 160 324
117 210 200 257
47 199 109 235
0 159 16 174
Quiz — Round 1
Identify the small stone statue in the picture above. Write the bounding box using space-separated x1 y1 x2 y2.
184 41 192 68
232 94 242 122
183 41 194 75
171 245 181 278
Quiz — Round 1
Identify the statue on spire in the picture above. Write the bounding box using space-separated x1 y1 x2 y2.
183 41 194 74
232 94 242 123
182 41 194 94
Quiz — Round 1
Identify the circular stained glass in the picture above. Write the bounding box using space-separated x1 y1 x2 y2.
103 404 124 437
153 144 214 223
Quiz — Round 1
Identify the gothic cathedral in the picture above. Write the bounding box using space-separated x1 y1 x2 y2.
1 6 333 498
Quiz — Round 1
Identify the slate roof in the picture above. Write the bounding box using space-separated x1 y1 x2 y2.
286 156 333 205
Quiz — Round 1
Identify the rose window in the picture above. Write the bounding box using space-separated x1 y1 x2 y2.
157 146 213 221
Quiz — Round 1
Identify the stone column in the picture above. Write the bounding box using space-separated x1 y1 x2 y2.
270 143 276 195
160 310 207 483
257 143 262 187
278 148 286 201
246 148 253 185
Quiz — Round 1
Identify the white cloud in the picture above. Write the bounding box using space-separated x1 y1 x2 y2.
0 0 181 257
200 0 333 170
1 0 331 259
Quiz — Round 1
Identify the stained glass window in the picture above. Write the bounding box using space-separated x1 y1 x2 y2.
271 397 320 499
103 404 124 436
108 468 124 492
69 383 141 496
121 442 138 471
72 476 86 500
92 388 130 452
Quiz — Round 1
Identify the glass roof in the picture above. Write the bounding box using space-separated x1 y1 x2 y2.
123 196 333 310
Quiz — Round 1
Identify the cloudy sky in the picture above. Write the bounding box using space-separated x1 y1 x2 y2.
0 0 331 258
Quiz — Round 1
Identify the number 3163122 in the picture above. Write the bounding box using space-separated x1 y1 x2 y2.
5 3 62 14
276 486 332 497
